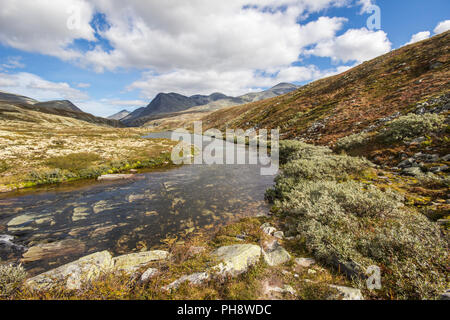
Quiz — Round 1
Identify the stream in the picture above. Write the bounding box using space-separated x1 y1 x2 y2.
0 133 276 275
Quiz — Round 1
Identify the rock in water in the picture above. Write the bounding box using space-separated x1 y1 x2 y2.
26 251 114 290
213 244 261 276
21 239 86 263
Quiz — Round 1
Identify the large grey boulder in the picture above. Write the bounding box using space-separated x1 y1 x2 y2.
26 251 114 290
213 244 261 276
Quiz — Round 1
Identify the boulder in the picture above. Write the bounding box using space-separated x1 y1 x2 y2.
112 250 170 273
213 244 261 276
273 231 284 239
263 246 291 267
26 251 114 290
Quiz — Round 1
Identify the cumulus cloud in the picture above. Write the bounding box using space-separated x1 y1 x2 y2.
0 0 387 110
0 72 89 102
0 0 95 60
406 31 431 45
76 82 91 88
434 20 450 34
306 28 391 63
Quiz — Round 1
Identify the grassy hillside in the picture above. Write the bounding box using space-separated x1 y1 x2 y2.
0 102 176 193
203 31 449 145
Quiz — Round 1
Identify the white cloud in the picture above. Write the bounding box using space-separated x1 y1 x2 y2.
434 20 450 34
0 0 95 60
0 72 88 102
0 0 386 113
1 56 25 70
307 28 391 63
406 31 431 45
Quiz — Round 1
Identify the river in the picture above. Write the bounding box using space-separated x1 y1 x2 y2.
0 133 276 275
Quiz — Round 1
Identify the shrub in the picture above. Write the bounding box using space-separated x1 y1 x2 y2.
281 154 372 181
27 168 67 184
381 113 445 142
279 140 331 165
278 180 447 299
0 263 27 297
335 132 371 151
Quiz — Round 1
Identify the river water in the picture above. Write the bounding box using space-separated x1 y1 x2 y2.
0 133 276 275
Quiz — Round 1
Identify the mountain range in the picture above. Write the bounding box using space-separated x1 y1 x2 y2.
120 83 298 126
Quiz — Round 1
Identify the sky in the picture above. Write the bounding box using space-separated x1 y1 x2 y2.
0 0 449 117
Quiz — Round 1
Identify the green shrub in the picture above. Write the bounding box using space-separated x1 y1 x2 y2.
45 152 101 171
281 154 372 181
278 180 447 299
335 132 371 151
28 168 67 184
381 113 445 142
279 140 331 165
0 263 27 297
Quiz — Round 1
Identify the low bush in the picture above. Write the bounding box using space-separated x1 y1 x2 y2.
278 180 448 299
381 113 445 142
335 132 371 151
279 140 331 165
0 263 27 297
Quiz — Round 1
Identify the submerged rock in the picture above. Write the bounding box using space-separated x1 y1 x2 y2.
26 251 114 290
21 239 86 263
213 244 261 276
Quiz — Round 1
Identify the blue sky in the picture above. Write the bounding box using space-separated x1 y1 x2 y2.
0 0 449 117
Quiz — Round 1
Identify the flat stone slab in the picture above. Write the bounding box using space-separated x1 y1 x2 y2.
112 250 171 273
97 174 135 181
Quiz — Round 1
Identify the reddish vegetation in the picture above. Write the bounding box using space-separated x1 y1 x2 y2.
203 31 450 145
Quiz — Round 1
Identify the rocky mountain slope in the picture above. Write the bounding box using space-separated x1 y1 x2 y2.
122 83 298 126
203 31 449 145
107 109 131 120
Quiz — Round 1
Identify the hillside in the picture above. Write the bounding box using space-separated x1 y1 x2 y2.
203 31 450 145
34 100 83 113
0 93 124 128
122 83 298 127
